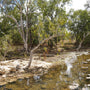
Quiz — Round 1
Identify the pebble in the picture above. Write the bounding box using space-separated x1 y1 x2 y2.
82 87 89 90
87 74 90 76
87 84 90 87
2 75 6 78
0 70 5 75
69 83 79 90
82 62 88 64
87 59 90 62
81 67 88 69
19 69 25 73
33 75 40 80
86 77 90 79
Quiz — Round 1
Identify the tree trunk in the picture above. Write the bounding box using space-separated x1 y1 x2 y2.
25 5 29 53
24 42 28 52
76 33 90 51
76 40 83 51
25 35 62 69
29 29 32 51
26 51 33 69
1 2 30 53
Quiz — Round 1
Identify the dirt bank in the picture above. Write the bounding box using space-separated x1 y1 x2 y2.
0 50 89 86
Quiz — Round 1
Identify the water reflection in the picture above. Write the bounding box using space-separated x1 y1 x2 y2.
65 53 77 77
65 63 72 77
27 78 30 86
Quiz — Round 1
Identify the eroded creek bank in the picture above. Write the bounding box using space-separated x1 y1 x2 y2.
0 50 90 89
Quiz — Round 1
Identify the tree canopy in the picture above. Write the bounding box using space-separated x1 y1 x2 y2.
68 10 90 43
0 0 89 68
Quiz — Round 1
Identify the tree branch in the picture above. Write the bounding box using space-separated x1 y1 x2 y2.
5 15 23 38
25 34 63 69
13 0 21 9
31 35 57 53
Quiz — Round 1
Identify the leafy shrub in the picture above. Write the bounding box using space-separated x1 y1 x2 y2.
83 35 90 46
11 30 23 45
0 35 13 60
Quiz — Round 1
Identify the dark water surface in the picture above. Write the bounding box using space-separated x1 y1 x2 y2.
0 54 90 90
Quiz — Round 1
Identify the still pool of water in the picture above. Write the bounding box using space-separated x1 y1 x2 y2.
0 54 90 90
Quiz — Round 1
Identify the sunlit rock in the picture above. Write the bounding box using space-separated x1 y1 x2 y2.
19 69 25 73
0 69 5 75
86 77 90 79
33 75 40 81
81 67 88 69
2 75 6 78
87 84 90 87
69 83 79 90
16 65 20 71
87 59 90 62
82 61 88 64
82 87 89 90
87 74 90 76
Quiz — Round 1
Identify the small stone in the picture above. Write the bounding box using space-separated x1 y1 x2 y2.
2 75 6 78
41 85 46 89
33 75 40 80
0 70 5 75
10 68 16 73
86 77 90 79
87 59 90 62
87 74 90 76
81 67 88 69
0 82 7 86
82 87 89 90
16 65 20 71
8 78 17 83
69 83 79 90
19 69 25 73
87 84 90 87
82 62 88 64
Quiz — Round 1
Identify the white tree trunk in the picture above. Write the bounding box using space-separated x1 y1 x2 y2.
76 40 83 51
24 42 28 52
76 33 90 51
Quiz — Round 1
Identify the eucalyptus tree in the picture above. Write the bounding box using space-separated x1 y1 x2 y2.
68 10 90 51
0 0 38 52
37 0 69 47
25 0 70 69
0 0 71 69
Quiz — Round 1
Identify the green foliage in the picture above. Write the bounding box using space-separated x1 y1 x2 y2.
43 47 47 52
83 35 90 46
0 34 13 60
0 17 12 37
37 0 69 47
0 0 71 51
10 30 23 45
68 10 90 45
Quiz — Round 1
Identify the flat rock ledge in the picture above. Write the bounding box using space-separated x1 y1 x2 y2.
0 51 89 86
0 59 53 86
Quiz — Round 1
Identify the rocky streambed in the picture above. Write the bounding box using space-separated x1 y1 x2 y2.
0 50 90 87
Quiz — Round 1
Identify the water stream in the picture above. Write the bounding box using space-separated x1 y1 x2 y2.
0 53 90 90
